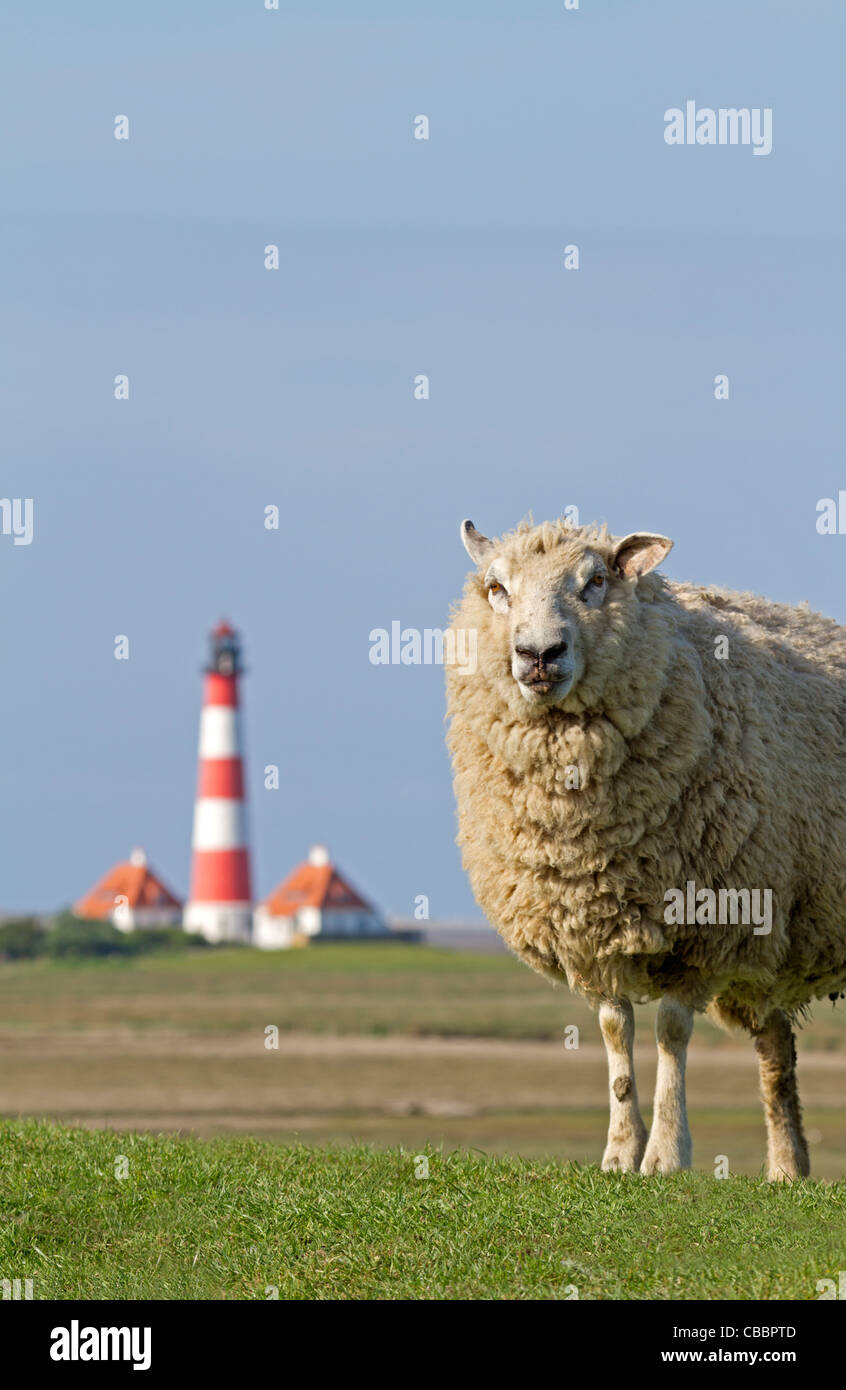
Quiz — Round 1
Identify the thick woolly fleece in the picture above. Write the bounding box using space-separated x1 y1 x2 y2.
445 520 846 1033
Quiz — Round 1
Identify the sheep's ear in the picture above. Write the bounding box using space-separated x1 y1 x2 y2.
612 532 673 578
460 519 494 565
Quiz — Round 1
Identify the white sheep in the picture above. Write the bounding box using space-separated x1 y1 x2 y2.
446 516 846 1179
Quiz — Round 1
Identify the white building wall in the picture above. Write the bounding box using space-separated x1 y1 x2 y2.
253 903 391 950
112 904 183 933
253 908 296 950
184 901 252 944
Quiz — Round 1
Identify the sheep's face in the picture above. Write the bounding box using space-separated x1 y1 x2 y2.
460 520 673 710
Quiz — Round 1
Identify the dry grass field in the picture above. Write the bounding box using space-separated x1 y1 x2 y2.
2 944 846 1178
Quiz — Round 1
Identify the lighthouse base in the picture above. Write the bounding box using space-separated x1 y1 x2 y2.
184 902 253 944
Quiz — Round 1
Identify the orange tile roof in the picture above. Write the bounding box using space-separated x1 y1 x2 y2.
260 858 374 918
74 857 182 919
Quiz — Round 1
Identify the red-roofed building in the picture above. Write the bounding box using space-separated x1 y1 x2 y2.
74 848 183 932
253 845 388 948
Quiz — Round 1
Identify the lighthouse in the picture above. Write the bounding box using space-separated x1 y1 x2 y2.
184 620 253 943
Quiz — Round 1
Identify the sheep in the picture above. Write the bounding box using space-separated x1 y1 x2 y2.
445 516 846 1180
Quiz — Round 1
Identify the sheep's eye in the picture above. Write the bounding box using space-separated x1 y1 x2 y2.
488 582 503 595
581 573 606 602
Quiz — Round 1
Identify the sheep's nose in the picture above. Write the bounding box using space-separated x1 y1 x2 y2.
515 640 568 665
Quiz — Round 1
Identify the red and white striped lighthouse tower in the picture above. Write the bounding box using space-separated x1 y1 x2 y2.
184 620 253 943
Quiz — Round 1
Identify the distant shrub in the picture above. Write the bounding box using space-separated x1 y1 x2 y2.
46 913 135 958
129 926 210 954
0 909 220 962
0 917 48 960
42 912 212 960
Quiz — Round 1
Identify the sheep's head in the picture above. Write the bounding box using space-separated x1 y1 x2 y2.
459 518 673 711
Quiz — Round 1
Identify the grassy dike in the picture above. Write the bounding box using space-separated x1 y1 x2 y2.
1 1121 844 1300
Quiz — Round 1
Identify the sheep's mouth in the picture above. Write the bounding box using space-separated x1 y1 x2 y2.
517 673 573 705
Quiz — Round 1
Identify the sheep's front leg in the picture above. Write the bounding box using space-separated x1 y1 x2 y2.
599 998 647 1172
641 997 693 1174
753 1010 809 1182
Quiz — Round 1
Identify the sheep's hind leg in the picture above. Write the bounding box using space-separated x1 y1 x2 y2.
641 997 694 1175
753 1010 809 1182
599 998 647 1172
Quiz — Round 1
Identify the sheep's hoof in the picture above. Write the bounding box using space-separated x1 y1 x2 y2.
767 1160 809 1183
640 1139 692 1175
601 1133 646 1173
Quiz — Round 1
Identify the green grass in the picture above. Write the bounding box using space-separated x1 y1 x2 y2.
3 943 845 1047
0 946 571 1040
1 1121 844 1300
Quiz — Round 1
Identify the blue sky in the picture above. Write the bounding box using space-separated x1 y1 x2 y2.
3 0 844 914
